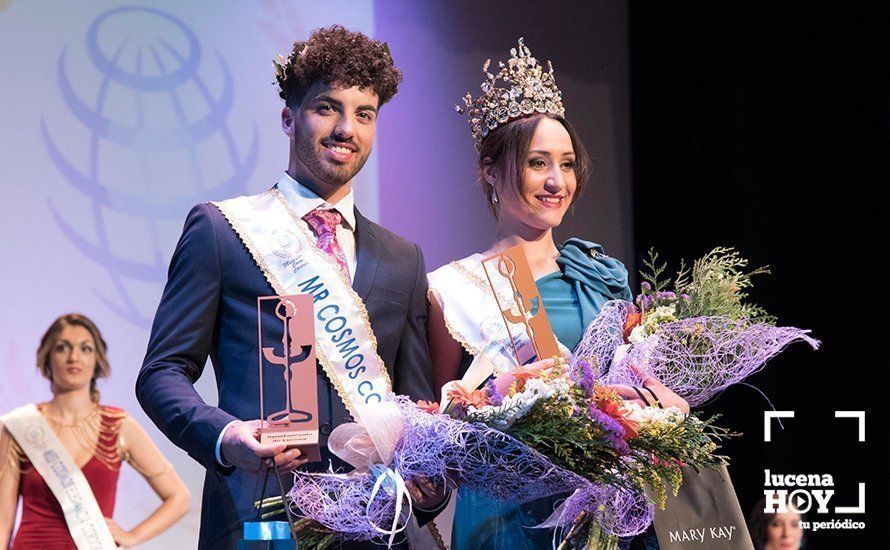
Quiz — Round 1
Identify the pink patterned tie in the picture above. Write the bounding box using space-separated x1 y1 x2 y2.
303 208 350 279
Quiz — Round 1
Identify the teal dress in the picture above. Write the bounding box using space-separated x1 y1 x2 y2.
451 239 632 550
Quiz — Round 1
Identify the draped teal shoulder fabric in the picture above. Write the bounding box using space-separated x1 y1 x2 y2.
555 238 633 332
451 240 632 549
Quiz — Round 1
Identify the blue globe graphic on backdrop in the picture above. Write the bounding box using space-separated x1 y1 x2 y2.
43 6 258 327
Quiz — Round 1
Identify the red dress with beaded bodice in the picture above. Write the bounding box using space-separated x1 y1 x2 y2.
10 405 125 550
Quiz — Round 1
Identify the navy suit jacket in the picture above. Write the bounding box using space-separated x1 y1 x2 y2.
137 202 435 548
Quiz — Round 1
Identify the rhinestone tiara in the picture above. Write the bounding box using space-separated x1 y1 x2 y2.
457 38 565 150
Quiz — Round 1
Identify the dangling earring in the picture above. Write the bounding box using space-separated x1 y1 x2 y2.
488 179 499 205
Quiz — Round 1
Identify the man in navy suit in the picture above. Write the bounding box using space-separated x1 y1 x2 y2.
137 26 444 549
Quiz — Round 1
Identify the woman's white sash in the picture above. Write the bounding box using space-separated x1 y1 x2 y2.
428 256 570 377
1 404 117 550
212 190 393 426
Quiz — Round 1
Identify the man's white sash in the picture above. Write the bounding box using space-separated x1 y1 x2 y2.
1 404 117 550
212 190 393 425
428 256 571 377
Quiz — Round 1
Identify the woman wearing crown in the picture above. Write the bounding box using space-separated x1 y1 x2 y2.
0 314 190 549
427 40 684 549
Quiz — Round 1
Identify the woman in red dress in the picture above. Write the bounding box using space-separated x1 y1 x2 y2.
0 314 190 548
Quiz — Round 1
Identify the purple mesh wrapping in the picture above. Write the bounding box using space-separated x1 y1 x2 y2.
286 299 816 542
535 482 654 537
572 300 632 379
568 483 653 537
575 300 820 406
288 396 600 541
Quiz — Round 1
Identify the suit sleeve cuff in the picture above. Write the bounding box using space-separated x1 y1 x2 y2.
215 420 241 467
414 489 451 514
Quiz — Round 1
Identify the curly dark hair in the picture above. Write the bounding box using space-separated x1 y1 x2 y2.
275 25 402 108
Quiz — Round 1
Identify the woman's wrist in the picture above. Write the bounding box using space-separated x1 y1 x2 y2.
120 524 145 547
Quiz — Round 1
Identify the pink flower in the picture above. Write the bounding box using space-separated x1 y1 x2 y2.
651 455 687 467
447 384 489 410
593 387 639 440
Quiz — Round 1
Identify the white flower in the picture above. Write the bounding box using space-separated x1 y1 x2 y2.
648 305 677 325
466 373 571 428
623 401 686 426
628 325 648 344
638 304 678 338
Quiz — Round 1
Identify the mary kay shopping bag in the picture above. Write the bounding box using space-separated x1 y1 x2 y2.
650 465 754 550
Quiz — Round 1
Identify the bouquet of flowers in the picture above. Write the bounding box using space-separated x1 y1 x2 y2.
578 247 820 405
444 357 734 548
273 395 596 548
267 373 729 549
270 248 816 549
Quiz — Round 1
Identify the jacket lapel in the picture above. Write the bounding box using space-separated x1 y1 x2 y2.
351 208 379 301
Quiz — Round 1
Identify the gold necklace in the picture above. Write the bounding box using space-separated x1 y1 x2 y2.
40 403 100 428
37 404 124 471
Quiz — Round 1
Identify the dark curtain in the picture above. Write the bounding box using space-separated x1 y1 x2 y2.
629 3 889 548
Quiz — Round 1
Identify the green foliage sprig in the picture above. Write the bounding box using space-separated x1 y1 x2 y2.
486 384 737 510
630 412 736 505
639 247 776 324
507 387 630 489
640 248 672 293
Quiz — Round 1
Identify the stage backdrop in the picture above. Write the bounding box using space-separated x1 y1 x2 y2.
0 1 631 547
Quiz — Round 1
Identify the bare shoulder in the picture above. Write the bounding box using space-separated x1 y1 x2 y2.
100 406 143 444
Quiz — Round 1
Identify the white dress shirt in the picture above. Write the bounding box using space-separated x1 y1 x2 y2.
276 171 357 281
215 172 358 466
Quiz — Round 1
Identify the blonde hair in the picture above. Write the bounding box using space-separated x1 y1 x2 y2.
36 314 110 403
